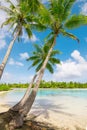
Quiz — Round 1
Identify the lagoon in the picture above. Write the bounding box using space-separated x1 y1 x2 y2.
0 88 87 129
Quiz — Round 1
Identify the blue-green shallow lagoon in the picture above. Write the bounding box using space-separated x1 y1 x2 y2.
0 89 87 104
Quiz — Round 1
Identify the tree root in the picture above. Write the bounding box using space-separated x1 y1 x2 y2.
0 110 56 130
0 110 23 130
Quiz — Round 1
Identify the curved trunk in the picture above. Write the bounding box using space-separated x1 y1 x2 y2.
18 34 57 116
11 72 39 111
0 29 20 79
19 69 44 116
7 34 57 129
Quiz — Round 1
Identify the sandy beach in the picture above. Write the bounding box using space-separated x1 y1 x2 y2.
0 93 87 130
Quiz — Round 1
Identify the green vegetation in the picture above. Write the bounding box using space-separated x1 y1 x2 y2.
27 43 60 73
0 81 87 91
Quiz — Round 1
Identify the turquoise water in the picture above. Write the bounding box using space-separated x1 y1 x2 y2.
37 89 87 98
0 88 87 105
1 89 87 100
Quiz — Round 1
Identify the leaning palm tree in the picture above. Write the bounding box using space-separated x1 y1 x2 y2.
1 0 87 129
0 0 47 79
11 0 87 124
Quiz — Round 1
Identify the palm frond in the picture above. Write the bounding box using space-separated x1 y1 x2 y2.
27 56 39 61
44 32 54 42
6 0 16 8
49 0 64 20
36 62 43 72
51 50 61 56
60 29 79 42
46 62 54 73
62 0 75 21
0 5 13 13
1 17 15 28
50 57 60 64
33 44 42 53
64 15 87 29
43 44 49 53
31 59 41 67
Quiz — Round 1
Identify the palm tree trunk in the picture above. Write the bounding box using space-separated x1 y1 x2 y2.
18 34 57 116
0 29 20 79
7 34 57 129
19 69 44 116
11 72 39 111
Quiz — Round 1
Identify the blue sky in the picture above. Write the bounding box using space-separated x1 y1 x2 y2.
0 0 87 83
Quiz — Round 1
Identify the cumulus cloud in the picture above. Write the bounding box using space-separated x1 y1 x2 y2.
80 2 87 15
0 40 6 49
9 58 24 67
20 52 29 60
53 50 87 82
1 71 33 83
1 72 13 83
0 28 10 50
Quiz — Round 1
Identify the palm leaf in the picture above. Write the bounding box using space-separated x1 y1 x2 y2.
62 0 75 21
33 44 42 53
46 62 54 73
43 44 49 53
6 0 16 8
27 56 39 61
36 62 43 72
31 59 41 67
44 32 54 42
1 17 15 28
50 57 60 64
49 0 64 20
60 29 79 42
0 5 13 13
65 15 87 29
51 50 61 56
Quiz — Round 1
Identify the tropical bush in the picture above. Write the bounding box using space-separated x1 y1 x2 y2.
0 81 87 91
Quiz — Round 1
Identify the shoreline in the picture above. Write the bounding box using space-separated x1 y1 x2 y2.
0 95 87 130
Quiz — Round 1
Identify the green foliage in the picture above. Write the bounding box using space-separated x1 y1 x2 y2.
0 0 47 40
0 84 10 91
39 81 87 89
47 0 87 43
64 15 87 29
0 81 87 91
27 43 60 73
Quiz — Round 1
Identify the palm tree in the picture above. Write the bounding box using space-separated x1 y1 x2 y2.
27 43 60 73
0 0 46 79
12 0 87 121
1 0 87 129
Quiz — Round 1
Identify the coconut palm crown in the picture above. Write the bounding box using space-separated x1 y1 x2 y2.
42 0 87 42
27 43 61 73
0 0 47 39
0 0 47 79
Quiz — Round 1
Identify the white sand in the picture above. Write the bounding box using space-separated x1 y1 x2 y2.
29 96 87 130
0 93 87 130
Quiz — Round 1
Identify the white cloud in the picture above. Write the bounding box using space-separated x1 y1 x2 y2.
9 58 24 67
80 2 87 15
20 52 29 60
0 39 6 49
71 50 85 63
53 50 87 82
15 61 24 66
1 71 33 83
1 72 13 83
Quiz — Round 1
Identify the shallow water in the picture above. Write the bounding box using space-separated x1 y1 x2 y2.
0 88 87 105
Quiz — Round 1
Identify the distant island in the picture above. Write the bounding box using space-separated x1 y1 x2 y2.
0 81 87 91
